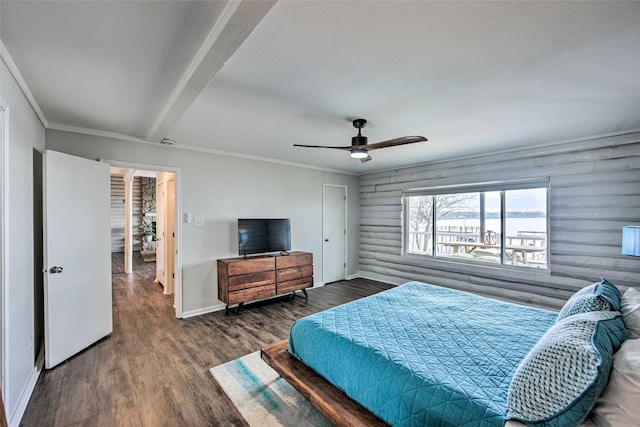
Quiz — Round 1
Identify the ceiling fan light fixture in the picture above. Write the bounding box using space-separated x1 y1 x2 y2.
292 117 427 164
350 148 368 159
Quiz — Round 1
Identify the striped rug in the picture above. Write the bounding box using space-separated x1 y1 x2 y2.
210 351 333 427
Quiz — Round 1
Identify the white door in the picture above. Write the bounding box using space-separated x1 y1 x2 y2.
155 180 165 286
323 185 347 283
164 178 175 295
43 150 112 369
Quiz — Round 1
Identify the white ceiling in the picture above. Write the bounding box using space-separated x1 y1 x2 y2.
2 1 640 174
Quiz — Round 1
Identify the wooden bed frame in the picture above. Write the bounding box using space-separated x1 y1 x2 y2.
261 340 388 427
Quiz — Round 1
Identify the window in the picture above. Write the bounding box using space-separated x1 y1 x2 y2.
404 180 548 269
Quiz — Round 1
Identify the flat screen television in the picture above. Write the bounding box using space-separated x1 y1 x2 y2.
238 218 291 257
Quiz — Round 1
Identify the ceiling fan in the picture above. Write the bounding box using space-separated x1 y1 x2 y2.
294 118 427 163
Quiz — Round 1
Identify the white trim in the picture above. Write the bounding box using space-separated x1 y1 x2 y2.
145 1 241 141
322 184 348 283
345 274 359 281
363 128 640 177
49 124 356 176
0 105 8 410
7 350 43 427
176 142 354 175
356 272 403 286
48 123 149 145
100 159 185 318
0 41 48 128
181 303 226 319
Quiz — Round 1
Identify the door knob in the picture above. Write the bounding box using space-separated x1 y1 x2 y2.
49 266 64 274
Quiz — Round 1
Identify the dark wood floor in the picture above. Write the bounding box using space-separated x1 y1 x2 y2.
20 253 392 426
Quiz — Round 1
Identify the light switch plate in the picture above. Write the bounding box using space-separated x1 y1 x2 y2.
194 216 204 226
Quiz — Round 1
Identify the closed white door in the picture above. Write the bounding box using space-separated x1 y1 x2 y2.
322 185 347 283
43 150 112 369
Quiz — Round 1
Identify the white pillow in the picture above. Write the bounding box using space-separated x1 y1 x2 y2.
621 287 640 339
589 338 640 427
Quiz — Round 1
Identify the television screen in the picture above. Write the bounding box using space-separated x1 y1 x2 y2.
238 218 291 256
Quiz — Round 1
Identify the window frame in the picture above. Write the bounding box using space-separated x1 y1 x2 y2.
402 179 550 271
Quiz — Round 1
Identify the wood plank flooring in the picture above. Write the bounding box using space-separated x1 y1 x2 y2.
20 253 392 426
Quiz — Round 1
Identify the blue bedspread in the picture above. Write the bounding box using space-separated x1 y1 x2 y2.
289 281 557 426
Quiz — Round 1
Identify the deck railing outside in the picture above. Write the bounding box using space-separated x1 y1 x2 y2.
407 226 547 266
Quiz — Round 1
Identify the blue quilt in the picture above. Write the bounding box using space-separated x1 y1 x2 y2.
289 281 557 426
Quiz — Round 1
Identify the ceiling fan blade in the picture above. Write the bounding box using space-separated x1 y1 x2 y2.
360 155 373 163
366 136 427 150
293 144 352 151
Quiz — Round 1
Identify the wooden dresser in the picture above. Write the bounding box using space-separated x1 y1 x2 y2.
217 251 313 314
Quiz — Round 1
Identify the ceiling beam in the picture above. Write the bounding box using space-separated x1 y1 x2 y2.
146 0 277 143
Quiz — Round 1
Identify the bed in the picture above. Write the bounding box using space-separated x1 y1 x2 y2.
261 280 634 427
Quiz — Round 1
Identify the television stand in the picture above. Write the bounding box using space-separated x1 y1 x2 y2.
217 252 313 315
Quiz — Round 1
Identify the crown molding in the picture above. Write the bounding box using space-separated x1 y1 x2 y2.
0 39 48 128
47 123 149 144
362 128 640 176
48 124 356 176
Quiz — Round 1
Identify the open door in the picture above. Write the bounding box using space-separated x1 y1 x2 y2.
43 150 112 369
155 179 166 286
164 178 176 295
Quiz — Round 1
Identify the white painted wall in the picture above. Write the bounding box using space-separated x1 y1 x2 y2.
44 130 360 315
0 59 45 424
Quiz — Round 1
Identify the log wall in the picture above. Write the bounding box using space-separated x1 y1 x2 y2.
359 132 640 309
110 175 142 252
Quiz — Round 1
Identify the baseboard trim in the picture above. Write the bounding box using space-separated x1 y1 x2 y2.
356 272 403 286
180 304 226 319
345 274 359 280
180 282 333 318
8 349 43 427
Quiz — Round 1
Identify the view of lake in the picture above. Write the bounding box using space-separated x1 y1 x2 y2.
438 218 547 237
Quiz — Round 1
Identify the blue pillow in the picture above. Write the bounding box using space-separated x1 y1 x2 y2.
556 278 622 321
506 310 628 427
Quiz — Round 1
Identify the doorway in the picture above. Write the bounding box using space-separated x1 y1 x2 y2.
107 161 182 317
322 184 347 284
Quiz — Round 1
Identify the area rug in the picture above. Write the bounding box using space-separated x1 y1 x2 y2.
210 351 333 427
140 250 156 262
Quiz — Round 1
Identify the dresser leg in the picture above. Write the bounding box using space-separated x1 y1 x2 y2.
234 302 244 315
293 289 309 300
225 303 244 315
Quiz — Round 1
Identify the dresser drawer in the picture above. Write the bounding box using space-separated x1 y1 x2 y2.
226 257 274 276
228 284 276 304
278 277 313 294
276 252 312 269
228 271 275 291
277 264 313 283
